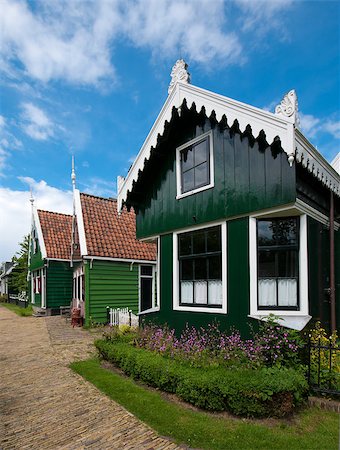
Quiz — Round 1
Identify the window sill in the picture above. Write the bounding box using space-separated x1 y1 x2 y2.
174 305 227 314
248 314 312 331
176 182 214 200
138 307 160 315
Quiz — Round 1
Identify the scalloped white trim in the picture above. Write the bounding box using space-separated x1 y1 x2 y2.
117 82 295 210
295 130 340 196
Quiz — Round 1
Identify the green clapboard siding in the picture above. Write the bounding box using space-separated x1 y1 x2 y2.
135 117 296 239
143 219 255 338
46 261 73 309
85 260 139 326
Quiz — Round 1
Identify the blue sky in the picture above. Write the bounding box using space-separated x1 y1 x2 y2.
0 0 339 261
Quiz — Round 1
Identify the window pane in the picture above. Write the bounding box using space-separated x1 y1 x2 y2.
141 278 152 311
208 280 222 305
179 234 192 256
141 265 153 276
277 250 298 277
278 279 297 307
182 168 194 193
181 147 194 171
258 219 298 246
258 279 277 306
181 281 193 303
181 259 193 280
194 139 208 165
193 230 205 254
208 255 221 279
258 250 276 277
194 281 207 304
207 227 221 252
194 162 209 187
194 258 207 280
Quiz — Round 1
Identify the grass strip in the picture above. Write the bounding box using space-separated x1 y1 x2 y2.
70 358 338 450
0 302 33 316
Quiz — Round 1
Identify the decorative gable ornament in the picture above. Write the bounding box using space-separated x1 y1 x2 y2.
168 59 191 95
275 89 300 128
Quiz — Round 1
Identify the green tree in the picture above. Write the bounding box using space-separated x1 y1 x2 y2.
9 235 30 294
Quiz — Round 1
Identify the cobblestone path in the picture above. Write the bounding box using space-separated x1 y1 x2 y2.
0 307 181 449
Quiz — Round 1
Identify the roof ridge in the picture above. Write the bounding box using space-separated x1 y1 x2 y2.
37 209 72 217
80 192 117 202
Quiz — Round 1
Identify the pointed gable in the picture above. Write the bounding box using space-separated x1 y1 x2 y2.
79 193 156 261
37 210 72 260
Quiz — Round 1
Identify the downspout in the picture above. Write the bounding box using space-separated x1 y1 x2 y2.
329 191 336 332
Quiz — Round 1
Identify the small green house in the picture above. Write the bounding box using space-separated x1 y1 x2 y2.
72 191 157 325
117 60 340 335
28 208 73 314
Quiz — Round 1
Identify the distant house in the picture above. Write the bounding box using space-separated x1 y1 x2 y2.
72 191 157 325
0 262 15 298
117 60 340 335
28 208 73 314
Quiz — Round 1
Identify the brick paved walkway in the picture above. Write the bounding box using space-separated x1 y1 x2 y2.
0 307 181 449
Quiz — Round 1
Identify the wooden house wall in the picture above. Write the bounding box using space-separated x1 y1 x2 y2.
84 260 139 326
46 261 73 311
143 218 255 337
135 118 296 239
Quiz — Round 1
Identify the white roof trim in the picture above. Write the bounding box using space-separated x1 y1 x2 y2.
83 255 156 264
117 82 295 210
34 209 47 259
295 130 340 196
75 189 88 256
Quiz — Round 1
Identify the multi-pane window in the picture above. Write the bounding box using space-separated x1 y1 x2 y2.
178 226 222 307
257 217 299 309
180 137 210 194
140 265 155 312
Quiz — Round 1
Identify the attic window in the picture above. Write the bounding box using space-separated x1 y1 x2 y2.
176 131 214 199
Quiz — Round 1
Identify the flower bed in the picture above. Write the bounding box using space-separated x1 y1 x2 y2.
95 320 308 417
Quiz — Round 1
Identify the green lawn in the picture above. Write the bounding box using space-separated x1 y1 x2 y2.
0 302 33 316
70 358 339 450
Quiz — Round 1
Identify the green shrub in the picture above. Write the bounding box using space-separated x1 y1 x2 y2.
95 339 308 417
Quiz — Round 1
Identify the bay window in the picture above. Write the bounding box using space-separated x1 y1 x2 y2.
257 217 299 309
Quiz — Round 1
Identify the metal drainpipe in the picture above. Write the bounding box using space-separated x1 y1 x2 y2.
329 191 336 332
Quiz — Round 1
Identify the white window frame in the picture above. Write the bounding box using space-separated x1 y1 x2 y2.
173 221 227 314
73 265 84 308
138 256 159 315
249 212 310 330
176 131 214 199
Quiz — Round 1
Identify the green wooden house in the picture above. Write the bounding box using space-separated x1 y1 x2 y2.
28 208 73 314
72 191 157 325
117 60 340 335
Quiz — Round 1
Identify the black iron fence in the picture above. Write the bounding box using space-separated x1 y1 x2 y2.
307 337 340 396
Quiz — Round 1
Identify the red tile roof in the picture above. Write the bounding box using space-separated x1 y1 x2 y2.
37 210 72 260
80 193 156 261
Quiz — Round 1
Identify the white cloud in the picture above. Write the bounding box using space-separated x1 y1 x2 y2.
122 0 242 64
324 120 340 140
236 0 294 35
21 103 54 140
299 112 320 138
0 177 72 262
0 0 294 87
0 115 23 175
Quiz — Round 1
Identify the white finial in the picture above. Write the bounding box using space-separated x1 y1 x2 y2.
71 155 76 190
29 187 34 206
168 59 191 95
275 89 300 127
